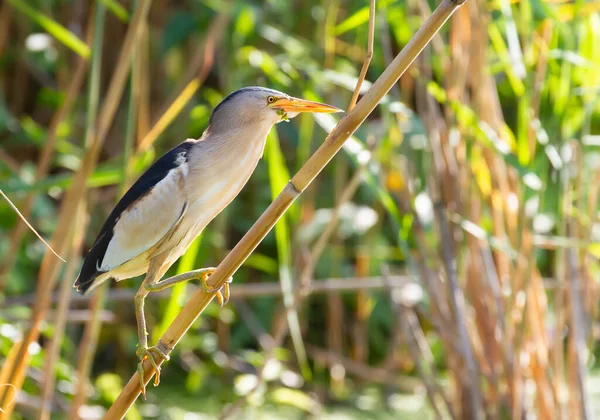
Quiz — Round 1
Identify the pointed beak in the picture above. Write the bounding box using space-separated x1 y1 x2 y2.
271 97 343 114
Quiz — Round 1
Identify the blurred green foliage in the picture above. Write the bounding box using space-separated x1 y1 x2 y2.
2 0 600 418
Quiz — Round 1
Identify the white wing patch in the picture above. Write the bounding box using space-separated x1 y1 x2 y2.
100 166 188 271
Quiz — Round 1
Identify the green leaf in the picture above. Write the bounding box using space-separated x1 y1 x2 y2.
269 387 320 414
516 95 531 165
2 166 122 194
335 6 370 35
488 23 525 97
427 81 544 192
9 0 90 58
234 6 255 39
245 253 279 275
334 0 395 35
97 0 130 22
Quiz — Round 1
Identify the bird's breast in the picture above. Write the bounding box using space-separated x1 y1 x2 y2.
156 140 264 264
187 134 266 217
171 134 267 250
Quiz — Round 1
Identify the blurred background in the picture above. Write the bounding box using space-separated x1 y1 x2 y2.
1 0 600 418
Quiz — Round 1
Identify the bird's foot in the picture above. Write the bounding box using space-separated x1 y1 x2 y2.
136 345 170 399
200 272 233 307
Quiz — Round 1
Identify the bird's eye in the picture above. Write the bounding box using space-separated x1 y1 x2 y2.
267 96 276 104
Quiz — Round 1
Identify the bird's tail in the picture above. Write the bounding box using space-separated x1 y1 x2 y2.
73 271 111 295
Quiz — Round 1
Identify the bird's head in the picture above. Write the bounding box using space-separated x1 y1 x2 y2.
208 87 343 131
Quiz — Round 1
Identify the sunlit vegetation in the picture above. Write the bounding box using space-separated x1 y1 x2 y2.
1 0 600 418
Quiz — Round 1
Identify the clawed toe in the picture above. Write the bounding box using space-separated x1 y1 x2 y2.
137 346 169 397
200 273 233 307
216 281 231 307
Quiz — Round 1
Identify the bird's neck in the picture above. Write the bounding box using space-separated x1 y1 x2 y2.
200 120 272 164
206 118 271 145
186 121 273 205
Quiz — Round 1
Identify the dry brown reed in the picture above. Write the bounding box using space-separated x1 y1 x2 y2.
349 0 599 417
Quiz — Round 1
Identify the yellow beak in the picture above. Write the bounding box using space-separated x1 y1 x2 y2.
271 97 343 114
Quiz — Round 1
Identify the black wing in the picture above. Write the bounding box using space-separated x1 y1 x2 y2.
74 140 195 294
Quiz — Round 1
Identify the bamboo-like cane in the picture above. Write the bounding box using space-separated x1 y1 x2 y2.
105 0 465 416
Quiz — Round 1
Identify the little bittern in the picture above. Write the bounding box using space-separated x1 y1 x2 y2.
74 87 342 396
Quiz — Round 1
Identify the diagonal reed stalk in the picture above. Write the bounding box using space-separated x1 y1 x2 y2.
104 0 467 416
347 0 375 112
0 1 153 415
0 190 65 264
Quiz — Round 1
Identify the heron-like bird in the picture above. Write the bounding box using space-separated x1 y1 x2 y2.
74 86 342 395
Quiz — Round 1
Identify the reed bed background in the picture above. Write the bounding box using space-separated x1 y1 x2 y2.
1 0 600 418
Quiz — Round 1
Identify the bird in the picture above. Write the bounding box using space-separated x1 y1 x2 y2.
73 86 342 396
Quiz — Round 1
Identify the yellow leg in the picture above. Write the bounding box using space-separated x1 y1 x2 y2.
136 346 169 390
135 265 233 398
145 267 233 306
134 259 169 399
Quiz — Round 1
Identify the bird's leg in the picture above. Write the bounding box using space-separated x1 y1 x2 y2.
135 260 170 399
135 266 232 397
144 267 233 306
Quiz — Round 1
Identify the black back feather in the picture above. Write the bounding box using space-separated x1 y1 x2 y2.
74 140 195 294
